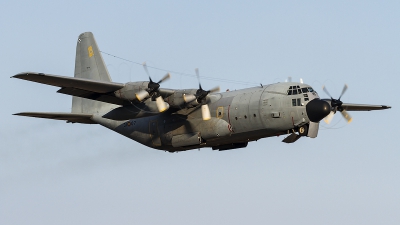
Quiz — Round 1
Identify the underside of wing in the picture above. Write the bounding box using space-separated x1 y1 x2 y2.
342 103 391 111
12 72 128 105
14 112 95 124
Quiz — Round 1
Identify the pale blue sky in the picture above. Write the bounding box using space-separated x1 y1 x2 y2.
1 1 399 224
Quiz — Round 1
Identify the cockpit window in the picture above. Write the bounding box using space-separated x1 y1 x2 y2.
287 86 316 95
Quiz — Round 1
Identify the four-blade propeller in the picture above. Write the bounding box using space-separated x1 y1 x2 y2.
183 68 220 120
135 62 171 112
322 84 352 124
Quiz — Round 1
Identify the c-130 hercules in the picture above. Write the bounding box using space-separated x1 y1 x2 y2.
13 32 391 152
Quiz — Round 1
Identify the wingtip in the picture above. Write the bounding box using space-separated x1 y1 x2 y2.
11 73 23 78
11 72 32 79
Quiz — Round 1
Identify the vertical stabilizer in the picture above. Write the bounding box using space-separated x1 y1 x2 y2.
72 32 115 114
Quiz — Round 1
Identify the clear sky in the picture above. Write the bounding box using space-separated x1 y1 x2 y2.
1 1 399 224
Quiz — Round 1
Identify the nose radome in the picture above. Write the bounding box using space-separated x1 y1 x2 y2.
306 99 331 122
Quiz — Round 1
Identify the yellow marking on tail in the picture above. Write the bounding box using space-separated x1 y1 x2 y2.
88 46 94 57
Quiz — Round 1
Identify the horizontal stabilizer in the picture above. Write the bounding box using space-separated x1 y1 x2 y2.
14 112 94 124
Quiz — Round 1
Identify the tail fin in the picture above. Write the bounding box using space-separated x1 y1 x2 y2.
72 32 114 114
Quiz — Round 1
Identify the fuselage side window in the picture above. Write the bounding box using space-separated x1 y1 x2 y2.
292 99 296 106
297 98 301 106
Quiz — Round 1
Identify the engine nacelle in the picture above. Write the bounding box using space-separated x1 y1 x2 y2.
114 81 149 101
165 89 200 108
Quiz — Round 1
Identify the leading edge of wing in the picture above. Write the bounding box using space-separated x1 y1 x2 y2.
12 72 124 93
14 112 95 124
342 103 391 111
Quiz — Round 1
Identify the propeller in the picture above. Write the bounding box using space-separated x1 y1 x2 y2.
184 68 220 120
322 84 352 124
136 62 171 112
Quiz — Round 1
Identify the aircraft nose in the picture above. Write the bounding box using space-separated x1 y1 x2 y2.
306 99 331 122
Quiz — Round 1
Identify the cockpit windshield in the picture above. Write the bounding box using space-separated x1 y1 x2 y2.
287 85 316 95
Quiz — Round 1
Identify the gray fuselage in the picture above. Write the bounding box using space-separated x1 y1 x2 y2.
92 82 319 151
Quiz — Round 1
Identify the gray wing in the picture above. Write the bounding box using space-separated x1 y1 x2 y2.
14 112 94 124
342 103 391 111
12 72 127 105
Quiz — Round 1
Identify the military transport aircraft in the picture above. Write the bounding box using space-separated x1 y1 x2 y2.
12 32 391 151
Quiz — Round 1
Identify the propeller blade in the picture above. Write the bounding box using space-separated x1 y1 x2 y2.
307 122 319 138
340 109 352 123
322 85 333 98
156 96 169 112
142 62 151 79
135 89 149 101
285 76 292 82
157 73 171 84
323 111 335 124
338 84 348 100
201 104 211 120
195 68 200 79
195 68 202 90
300 78 303 84
183 94 196 103
208 86 220 93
